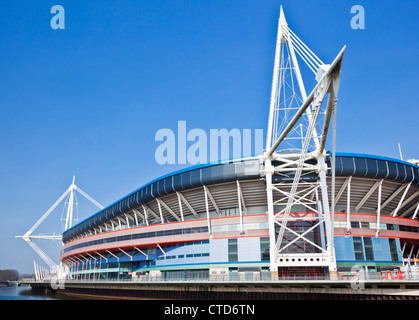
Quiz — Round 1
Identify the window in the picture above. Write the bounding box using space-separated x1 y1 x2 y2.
228 238 238 262
369 223 387 230
220 208 239 217
363 237 374 261
387 224 399 231
360 222 369 229
63 225 210 254
260 237 270 261
334 221 347 228
353 237 364 260
399 225 419 233
388 238 399 262
183 253 209 259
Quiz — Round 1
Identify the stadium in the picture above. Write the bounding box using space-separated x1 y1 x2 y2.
54 8 419 283
60 153 419 281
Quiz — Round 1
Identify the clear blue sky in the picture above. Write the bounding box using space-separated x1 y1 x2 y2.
0 0 418 274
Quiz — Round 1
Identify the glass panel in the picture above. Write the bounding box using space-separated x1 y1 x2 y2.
363 237 374 260
260 237 270 261
228 238 238 262
353 237 364 260
389 238 399 262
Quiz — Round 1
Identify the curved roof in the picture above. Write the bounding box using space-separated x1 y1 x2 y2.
63 157 261 241
332 153 419 184
62 153 419 242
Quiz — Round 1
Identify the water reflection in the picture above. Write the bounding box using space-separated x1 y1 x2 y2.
0 285 89 300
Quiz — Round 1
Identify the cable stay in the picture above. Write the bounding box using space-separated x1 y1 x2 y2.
264 6 345 276
16 176 103 271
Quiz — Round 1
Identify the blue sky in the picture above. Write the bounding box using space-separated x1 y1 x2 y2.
0 0 418 274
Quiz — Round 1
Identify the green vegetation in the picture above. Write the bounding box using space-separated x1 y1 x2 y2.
0 269 19 282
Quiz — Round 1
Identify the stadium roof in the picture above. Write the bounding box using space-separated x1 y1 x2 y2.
62 153 419 242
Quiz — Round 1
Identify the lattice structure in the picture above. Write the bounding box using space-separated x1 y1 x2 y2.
263 7 345 276
16 177 103 271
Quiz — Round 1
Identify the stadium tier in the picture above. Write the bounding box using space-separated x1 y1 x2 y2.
60 153 419 280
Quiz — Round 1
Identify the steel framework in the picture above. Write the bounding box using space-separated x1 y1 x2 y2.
16 177 103 270
263 7 345 277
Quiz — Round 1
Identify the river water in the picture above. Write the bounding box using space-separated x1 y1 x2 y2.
0 285 85 300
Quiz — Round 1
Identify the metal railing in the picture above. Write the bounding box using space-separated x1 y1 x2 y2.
21 271 419 284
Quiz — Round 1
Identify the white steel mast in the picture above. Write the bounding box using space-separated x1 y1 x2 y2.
264 7 345 279
16 176 104 269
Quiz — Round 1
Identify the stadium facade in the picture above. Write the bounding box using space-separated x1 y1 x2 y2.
58 8 419 281
60 153 419 280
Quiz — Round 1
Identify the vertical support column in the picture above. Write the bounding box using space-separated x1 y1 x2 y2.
156 199 164 224
64 179 76 231
346 176 352 232
315 189 326 250
33 261 39 282
236 180 244 234
133 210 139 225
376 180 383 236
265 158 278 278
141 205 149 226
204 186 212 235
331 98 337 234
177 192 185 221
318 156 332 242
317 155 337 277
124 213 130 228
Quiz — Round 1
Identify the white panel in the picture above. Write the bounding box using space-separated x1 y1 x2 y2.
209 239 228 263
238 237 261 262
